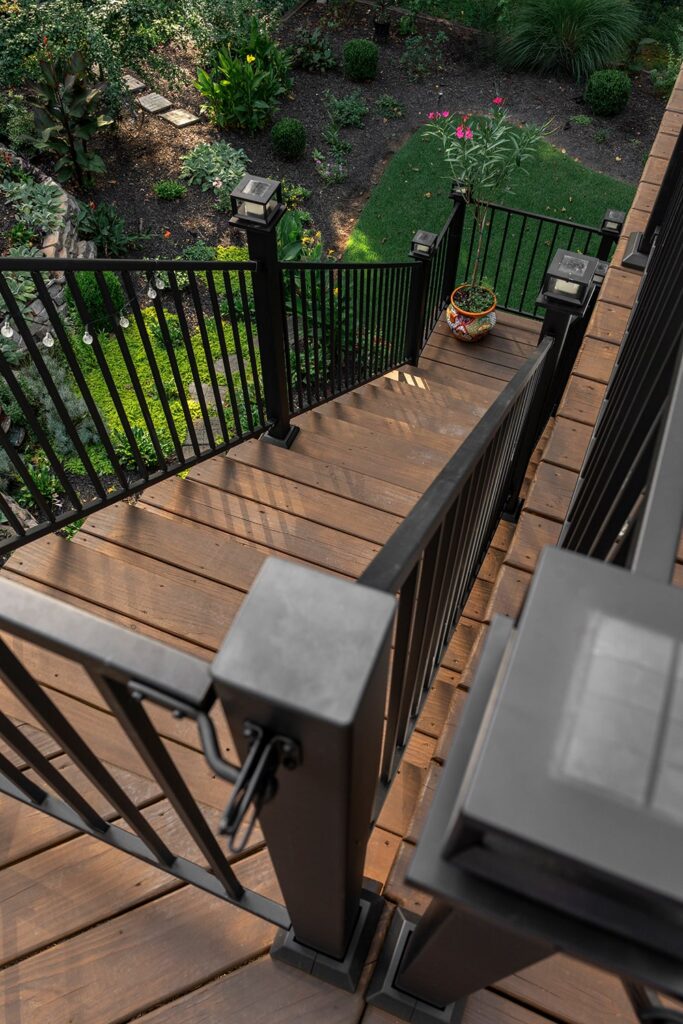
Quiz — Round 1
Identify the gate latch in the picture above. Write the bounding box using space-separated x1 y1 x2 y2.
220 723 301 854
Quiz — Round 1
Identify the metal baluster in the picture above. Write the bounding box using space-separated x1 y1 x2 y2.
221 270 256 435
237 269 266 424
188 270 231 447
204 269 244 440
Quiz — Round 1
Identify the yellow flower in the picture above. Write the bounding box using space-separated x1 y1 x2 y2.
246 54 255 63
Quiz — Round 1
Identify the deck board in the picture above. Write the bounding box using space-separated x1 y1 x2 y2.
0 295 644 1024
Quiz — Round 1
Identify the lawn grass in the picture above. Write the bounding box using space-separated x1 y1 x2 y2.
344 130 636 261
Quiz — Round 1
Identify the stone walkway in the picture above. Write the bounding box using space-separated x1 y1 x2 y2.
124 73 199 129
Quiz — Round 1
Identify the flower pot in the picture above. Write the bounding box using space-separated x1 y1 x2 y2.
373 18 390 43
446 284 497 342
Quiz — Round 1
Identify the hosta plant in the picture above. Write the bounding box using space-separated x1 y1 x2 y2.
28 50 112 187
426 98 552 296
179 141 250 207
0 177 64 235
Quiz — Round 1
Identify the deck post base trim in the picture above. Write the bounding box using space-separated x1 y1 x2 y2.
270 888 384 992
367 909 466 1023
621 232 649 270
260 424 300 449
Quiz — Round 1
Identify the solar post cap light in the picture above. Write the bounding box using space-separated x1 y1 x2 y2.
541 249 601 308
411 230 438 259
230 175 282 227
368 548 683 1024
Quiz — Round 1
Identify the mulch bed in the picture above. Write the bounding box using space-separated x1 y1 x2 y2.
16 1 667 260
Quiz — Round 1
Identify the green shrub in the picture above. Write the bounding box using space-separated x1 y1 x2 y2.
505 0 639 80
76 202 148 257
66 270 126 331
195 17 292 132
375 93 405 119
271 117 307 160
16 454 63 509
216 245 255 320
325 89 369 128
343 39 378 81
282 180 312 209
0 245 42 324
570 113 593 125
0 91 35 152
584 68 632 115
399 32 447 80
182 239 217 261
0 177 64 235
313 148 349 184
113 425 167 470
180 141 250 194
292 27 337 73
650 35 683 97
153 179 187 200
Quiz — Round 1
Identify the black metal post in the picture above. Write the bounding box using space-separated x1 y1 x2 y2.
623 126 683 269
405 232 436 366
232 196 298 447
210 557 396 991
441 189 467 305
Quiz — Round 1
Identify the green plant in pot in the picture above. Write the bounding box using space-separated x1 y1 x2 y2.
373 1 392 43
426 98 552 341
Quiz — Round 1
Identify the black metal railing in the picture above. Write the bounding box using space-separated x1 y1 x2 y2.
0 256 265 550
457 201 608 319
279 260 414 411
421 202 463 344
561 147 683 564
359 332 558 792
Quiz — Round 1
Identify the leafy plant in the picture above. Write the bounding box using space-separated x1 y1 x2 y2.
343 39 379 81
153 179 187 201
182 239 217 261
325 90 369 129
282 180 311 209
313 148 349 184
182 0 279 61
28 50 112 187
585 68 632 114
113 424 164 470
0 177 63 235
375 93 405 119
277 210 322 262
400 32 447 79
179 141 250 197
271 117 307 160
321 124 352 159
195 17 292 132
16 454 64 508
66 270 126 331
504 0 639 81
0 91 35 152
425 100 553 287
8 222 38 246
570 113 593 125
216 244 255 320
76 201 148 257
650 34 683 97
0 245 43 322
594 127 610 143
292 27 337 73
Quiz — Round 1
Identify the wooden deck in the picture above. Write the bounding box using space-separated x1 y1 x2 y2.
0 308 588 1024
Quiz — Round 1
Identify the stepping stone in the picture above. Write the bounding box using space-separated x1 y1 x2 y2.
138 92 172 114
160 108 200 128
124 74 145 94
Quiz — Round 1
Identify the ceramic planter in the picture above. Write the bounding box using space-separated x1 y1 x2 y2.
446 284 497 342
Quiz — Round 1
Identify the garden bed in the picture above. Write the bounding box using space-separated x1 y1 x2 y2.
54 2 668 262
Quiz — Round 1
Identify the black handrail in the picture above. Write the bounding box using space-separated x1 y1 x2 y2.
360 334 558 791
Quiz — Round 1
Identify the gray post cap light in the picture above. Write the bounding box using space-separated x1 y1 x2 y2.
539 248 600 310
601 209 625 236
230 175 282 227
411 230 438 259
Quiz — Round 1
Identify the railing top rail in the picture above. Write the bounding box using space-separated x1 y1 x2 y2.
0 257 257 272
280 259 415 270
0 575 214 708
474 199 600 234
359 336 554 594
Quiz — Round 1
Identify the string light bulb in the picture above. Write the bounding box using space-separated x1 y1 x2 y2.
119 315 130 329
82 330 93 346
147 286 157 300
42 331 55 348
155 276 165 291
1 318 13 339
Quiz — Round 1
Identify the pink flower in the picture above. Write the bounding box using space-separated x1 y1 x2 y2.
442 110 449 117
493 96 504 105
456 125 464 139
462 114 469 122
465 127 473 140
427 111 435 119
